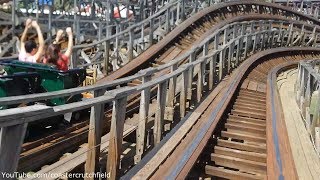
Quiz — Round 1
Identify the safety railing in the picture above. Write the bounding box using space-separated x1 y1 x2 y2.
69 1 320 75
296 59 320 153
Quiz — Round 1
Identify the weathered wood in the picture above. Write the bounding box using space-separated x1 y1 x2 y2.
85 90 106 179
187 53 196 100
0 123 28 173
135 75 152 163
205 165 263 180
197 61 206 103
154 81 168 144
214 146 266 163
209 53 217 90
165 64 178 121
212 154 267 174
106 97 128 180
217 139 266 153
221 131 266 143
180 70 188 117
219 48 226 80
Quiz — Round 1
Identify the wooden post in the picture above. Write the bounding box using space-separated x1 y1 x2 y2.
188 53 195 100
180 70 188 117
286 23 293 47
197 60 205 103
219 48 225 80
154 81 168 144
0 123 28 173
128 28 134 61
85 90 105 179
104 40 110 75
181 0 185 21
149 18 154 46
228 42 234 72
165 64 178 121
135 75 152 163
166 8 170 33
209 54 217 90
106 97 127 180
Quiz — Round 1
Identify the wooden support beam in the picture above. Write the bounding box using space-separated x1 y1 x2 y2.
154 81 168 144
135 75 152 163
106 97 127 180
85 90 105 179
188 53 196 100
0 123 28 173
209 54 217 90
197 61 205 103
165 64 178 121
219 48 226 80
180 70 188 117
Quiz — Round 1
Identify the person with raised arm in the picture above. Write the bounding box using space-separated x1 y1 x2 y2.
44 27 73 71
19 19 45 63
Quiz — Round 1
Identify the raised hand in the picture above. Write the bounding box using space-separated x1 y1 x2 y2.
25 18 32 28
66 27 72 35
31 21 39 28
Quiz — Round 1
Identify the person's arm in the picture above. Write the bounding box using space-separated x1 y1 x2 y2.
20 18 32 53
64 27 73 58
31 21 45 63
53 29 63 44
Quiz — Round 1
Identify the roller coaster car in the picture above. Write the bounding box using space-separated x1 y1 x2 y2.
0 72 41 110
0 60 87 137
0 60 86 106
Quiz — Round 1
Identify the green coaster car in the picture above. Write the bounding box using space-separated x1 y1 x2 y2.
0 60 86 106
0 72 41 110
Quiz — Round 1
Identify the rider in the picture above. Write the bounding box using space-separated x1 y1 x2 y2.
43 27 73 71
19 19 45 63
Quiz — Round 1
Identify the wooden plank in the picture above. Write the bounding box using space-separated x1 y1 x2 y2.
154 81 168 144
235 99 266 107
233 105 266 115
221 131 266 144
228 114 266 124
107 97 128 180
231 109 266 120
237 96 266 103
0 124 28 173
242 89 266 95
217 139 266 154
239 92 266 99
235 101 265 110
205 165 264 180
214 146 266 163
256 83 267 93
227 119 265 130
225 123 266 135
211 154 267 174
